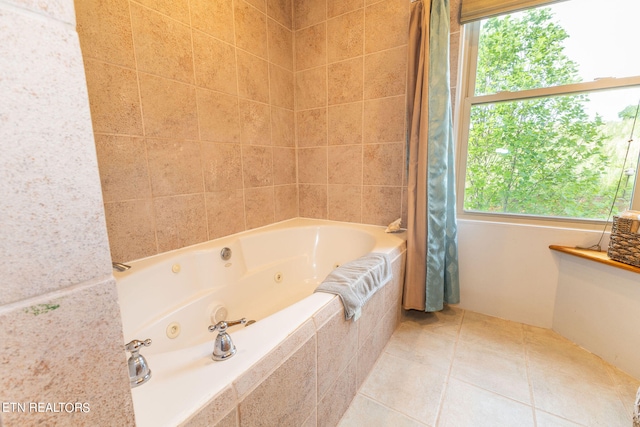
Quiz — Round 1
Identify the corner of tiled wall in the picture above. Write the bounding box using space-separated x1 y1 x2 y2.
293 0 410 227
78 0 299 263
0 0 134 425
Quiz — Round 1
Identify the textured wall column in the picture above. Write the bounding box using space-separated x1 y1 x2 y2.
0 0 134 425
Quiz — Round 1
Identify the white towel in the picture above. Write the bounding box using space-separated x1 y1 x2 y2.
315 253 392 321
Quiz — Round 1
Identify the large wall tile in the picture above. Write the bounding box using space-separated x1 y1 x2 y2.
190 0 235 44
296 108 327 147
275 184 298 220
271 107 295 146
328 103 363 145
134 0 190 24
239 99 272 145
364 46 407 99
298 147 327 184
234 321 315 397
328 145 362 185
327 10 363 62
238 337 316 426
84 59 143 135
245 187 275 229
327 0 363 18
328 185 362 223
270 64 295 109
104 200 157 261
294 0 326 29
299 184 327 219
268 18 294 71
363 142 404 186
237 51 270 103
363 95 406 143
317 357 357 427
295 67 327 110
328 57 364 105
365 0 410 54
193 31 238 95
146 139 204 197
201 143 243 192
154 194 208 252
76 0 135 67
295 23 326 71
95 134 150 202
273 147 297 184
205 190 246 239
357 286 385 348
130 3 194 84
316 311 358 398
197 89 241 143
0 281 135 426
139 73 199 139
267 0 293 29
181 385 237 427
362 186 402 226
242 146 274 187
234 0 268 59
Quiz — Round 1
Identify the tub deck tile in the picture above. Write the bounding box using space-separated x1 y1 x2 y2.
234 319 316 397
238 336 317 427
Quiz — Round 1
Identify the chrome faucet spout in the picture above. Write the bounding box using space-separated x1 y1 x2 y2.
112 262 131 272
208 318 247 361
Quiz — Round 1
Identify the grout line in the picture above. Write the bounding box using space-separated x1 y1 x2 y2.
324 14 330 221
230 0 249 233
432 309 465 426
186 0 210 241
126 0 159 256
360 4 366 223
522 324 539 426
263 2 277 226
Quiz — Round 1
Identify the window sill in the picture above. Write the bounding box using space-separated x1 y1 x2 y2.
549 245 640 275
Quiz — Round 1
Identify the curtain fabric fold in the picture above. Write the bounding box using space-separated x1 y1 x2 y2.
403 0 460 312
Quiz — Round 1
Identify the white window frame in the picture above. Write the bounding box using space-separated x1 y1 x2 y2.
454 20 640 229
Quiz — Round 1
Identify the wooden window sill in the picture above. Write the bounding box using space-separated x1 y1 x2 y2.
549 245 640 274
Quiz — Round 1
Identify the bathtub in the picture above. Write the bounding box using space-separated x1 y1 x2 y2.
115 218 406 427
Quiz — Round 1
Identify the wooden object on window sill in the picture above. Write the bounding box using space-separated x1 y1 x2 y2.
549 245 640 275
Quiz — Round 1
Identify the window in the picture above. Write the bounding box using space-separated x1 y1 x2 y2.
457 0 640 222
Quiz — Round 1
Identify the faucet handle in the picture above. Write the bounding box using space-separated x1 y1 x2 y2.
125 339 152 353
208 318 247 334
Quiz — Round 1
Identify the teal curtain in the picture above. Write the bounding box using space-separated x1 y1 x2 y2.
403 0 460 312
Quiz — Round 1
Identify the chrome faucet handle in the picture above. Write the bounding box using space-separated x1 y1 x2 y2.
208 318 247 333
125 339 152 353
208 318 246 361
125 339 152 388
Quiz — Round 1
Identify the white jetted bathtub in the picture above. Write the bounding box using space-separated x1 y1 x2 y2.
115 218 406 427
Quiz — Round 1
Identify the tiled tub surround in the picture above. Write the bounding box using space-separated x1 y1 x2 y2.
76 0 463 262
75 0 298 262
116 219 406 426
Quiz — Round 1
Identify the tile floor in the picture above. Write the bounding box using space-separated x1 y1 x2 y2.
338 306 639 427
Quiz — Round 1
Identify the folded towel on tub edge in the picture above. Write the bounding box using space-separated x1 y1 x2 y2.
314 253 392 321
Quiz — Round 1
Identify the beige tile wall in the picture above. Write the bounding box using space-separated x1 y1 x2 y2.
78 0 461 261
77 0 297 262
293 0 410 226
